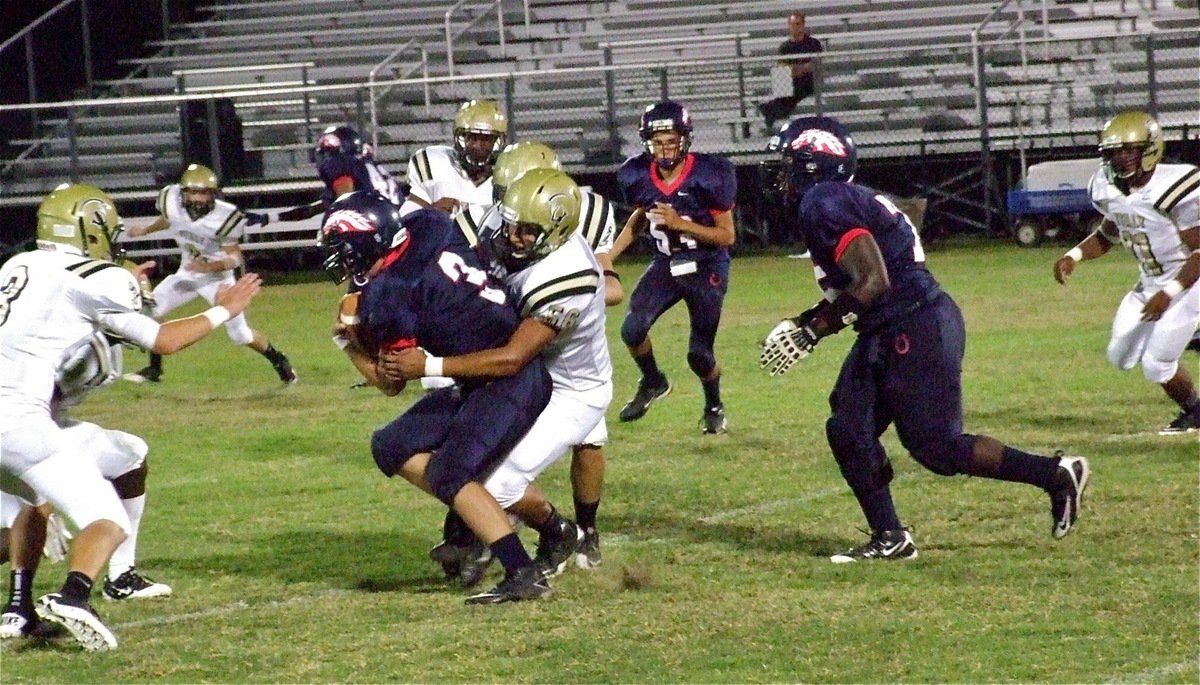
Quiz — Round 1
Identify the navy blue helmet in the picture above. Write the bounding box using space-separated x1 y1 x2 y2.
315 125 363 163
319 190 405 286
639 100 693 170
769 116 857 208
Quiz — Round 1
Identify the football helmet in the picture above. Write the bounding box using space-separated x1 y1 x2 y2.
491 168 581 271
770 116 857 209
36 183 125 261
1099 111 1163 183
180 163 219 220
639 100 693 171
316 125 363 163
453 99 508 175
491 141 561 204
319 190 407 286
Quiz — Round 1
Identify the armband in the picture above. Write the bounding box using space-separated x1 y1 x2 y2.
424 356 444 377
603 269 621 282
1162 280 1184 299
1065 247 1084 262
202 306 231 328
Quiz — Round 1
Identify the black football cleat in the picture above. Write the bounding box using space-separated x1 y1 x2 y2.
464 565 551 605
618 378 671 422
830 528 918 563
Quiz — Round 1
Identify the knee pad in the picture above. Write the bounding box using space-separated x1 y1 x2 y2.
425 453 472 505
1141 354 1177 384
908 434 974 477
620 313 650 348
225 315 255 346
686 348 715 378
826 415 894 496
482 464 530 510
371 427 414 478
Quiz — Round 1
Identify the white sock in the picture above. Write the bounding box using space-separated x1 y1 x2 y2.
108 494 145 578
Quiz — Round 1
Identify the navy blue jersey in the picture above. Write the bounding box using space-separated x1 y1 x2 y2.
617 152 737 262
798 181 942 330
318 152 375 204
358 210 519 370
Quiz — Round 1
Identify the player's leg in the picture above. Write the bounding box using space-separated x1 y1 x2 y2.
682 259 730 434
619 260 679 422
124 272 197 383
0 497 50 639
571 421 608 568
1142 288 1200 434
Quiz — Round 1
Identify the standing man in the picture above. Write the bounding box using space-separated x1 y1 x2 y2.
758 13 823 132
122 163 296 385
612 100 736 434
273 125 402 224
1054 111 1200 434
761 117 1089 561
1 183 261 649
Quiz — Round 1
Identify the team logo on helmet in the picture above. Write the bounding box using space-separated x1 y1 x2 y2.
323 209 375 237
317 132 343 150
547 192 572 230
792 128 849 157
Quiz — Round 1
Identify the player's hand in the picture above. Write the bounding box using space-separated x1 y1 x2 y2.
1053 255 1077 284
432 197 461 214
213 273 262 316
43 513 73 563
647 202 681 231
1141 290 1171 321
244 211 271 227
759 318 818 376
378 346 428 381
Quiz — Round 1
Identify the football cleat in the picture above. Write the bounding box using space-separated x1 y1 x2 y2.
464 565 551 605
429 538 493 588
700 405 728 434
1048 455 1090 539
0 608 64 640
618 378 671 422
575 527 602 569
272 355 298 385
830 528 918 563
122 365 161 384
534 516 582 579
102 568 172 600
1159 409 1200 435
35 593 118 651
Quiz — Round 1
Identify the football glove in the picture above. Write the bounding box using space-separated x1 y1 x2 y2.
759 318 819 376
244 211 271 227
43 513 73 563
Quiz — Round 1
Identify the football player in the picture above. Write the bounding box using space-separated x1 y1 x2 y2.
321 191 555 604
399 98 507 217
1054 111 1200 434
122 163 296 385
760 116 1090 561
0 183 261 649
452 141 621 569
386 168 614 580
273 124 403 223
610 100 737 434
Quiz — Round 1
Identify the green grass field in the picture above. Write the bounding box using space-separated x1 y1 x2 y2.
4 242 1197 683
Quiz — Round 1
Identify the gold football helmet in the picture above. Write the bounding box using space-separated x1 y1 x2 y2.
180 163 219 219
491 141 561 203
453 99 508 174
36 183 125 261
495 168 580 269
1099 111 1163 183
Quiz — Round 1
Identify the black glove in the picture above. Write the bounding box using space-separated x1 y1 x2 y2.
244 212 271 227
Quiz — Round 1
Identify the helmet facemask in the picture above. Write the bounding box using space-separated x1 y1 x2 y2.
452 100 509 176
1099 111 1163 188
645 130 691 172
182 187 216 220
490 168 581 271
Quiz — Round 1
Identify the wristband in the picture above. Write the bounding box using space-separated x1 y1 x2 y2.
424 356 444 377
202 306 231 328
1161 280 1184 299
603 269 621 282
1065 247 1084 262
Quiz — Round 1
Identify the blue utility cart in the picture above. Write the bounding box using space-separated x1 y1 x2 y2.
1006 159 1103 247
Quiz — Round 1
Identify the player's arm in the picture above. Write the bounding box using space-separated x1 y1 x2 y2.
331 293 404 395
125 215 169 238
381 317 555 382
277 200 327 223
596 252 623 306
104 273 262 354
649 203 736 247
609 207 646 262
1054 219 1116 284
191 244 245 274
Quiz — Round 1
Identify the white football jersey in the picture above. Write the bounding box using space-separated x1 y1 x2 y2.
365 159 404 205
400 144 493 216
454 190 616 254
506 231 612 398
0 250 159 430
156 184 246 269
1089 162 1200 290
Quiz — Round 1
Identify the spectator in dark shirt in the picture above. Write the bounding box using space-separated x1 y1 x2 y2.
759 13 823 132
